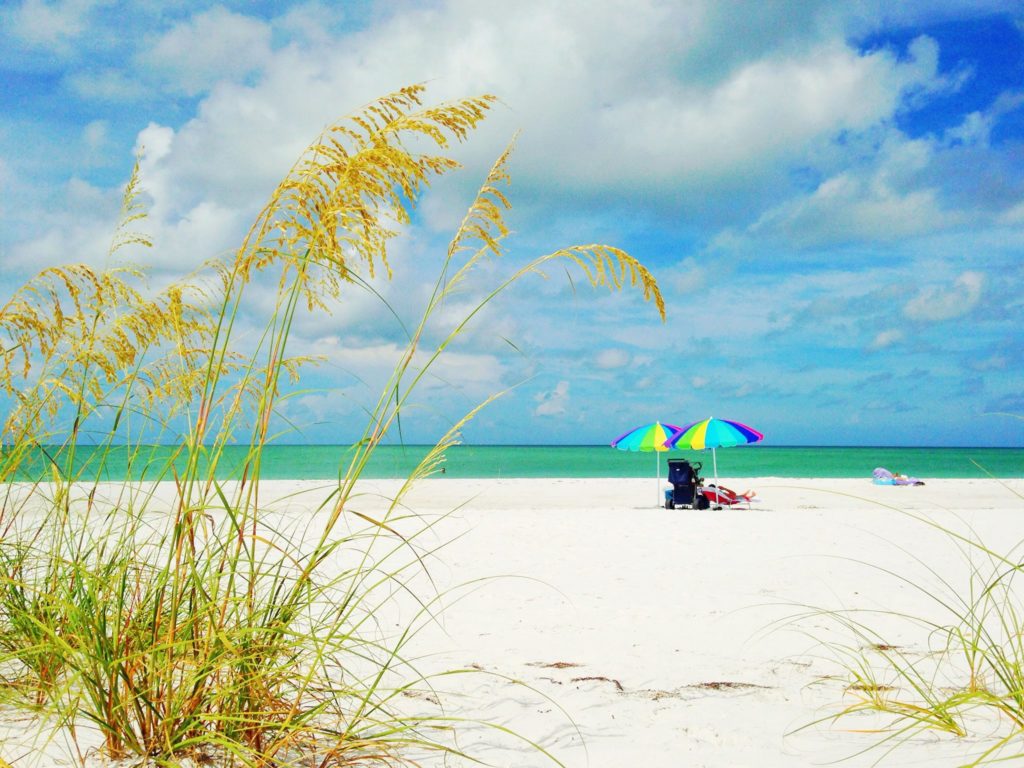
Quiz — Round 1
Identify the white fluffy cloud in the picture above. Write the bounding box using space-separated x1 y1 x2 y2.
82 119 106 149
4 0 93 49
752 171 950 248
593 36 940 184
904 271 985 322
869 328 904 350
66 68 152 103
112 3 961 289
132 4 942 218
138 7 274 96
595 348 631 369
745 132 961 248
944 91 1024 148
4 1 957 284
535 380 570 417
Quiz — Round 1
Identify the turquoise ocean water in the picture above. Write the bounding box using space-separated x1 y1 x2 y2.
11 444 1024 480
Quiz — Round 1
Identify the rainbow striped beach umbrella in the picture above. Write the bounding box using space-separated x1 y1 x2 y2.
611 421 683 506
665 417 763 506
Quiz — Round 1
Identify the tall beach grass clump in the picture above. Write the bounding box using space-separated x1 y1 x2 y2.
0 85 664 766
797 486 1024 766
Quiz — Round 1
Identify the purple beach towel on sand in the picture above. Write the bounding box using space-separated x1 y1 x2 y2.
873 467 925 486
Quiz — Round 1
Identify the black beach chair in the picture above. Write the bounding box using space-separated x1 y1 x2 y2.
665 459 709 510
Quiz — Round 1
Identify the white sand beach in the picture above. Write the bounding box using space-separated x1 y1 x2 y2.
3 476 1023 767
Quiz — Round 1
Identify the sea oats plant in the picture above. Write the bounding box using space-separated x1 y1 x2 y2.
0 85 664 766
796 486 1024 766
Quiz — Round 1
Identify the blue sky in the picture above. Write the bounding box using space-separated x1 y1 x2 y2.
1 0 1022 447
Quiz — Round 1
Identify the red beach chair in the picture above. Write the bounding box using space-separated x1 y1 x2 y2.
701 484 757 509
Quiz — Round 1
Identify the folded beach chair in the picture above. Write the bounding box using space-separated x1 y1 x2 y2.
665 459 710 510
702 484 757 509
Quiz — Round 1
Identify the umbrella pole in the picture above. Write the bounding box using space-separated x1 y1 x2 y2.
712 447 720 510
656 451 660 508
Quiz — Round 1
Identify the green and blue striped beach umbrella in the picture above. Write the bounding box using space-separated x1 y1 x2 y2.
665 417 763 505
611 421 683 506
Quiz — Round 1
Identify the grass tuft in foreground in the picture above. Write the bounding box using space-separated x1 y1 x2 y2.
0 85 664 765
795 487 1024 766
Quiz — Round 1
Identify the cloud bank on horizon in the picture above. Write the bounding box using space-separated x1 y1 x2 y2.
1 0 1021 447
